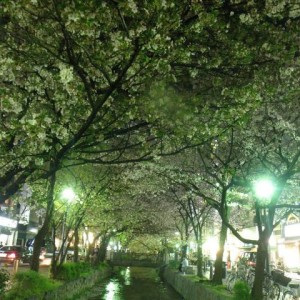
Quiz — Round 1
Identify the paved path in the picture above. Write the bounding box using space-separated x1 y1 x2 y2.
0 258 51 277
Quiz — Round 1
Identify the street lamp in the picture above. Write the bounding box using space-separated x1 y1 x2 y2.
61 188 75 262
62 188 75 202
253 178 275 228
253 178 275 273
254 178 275 206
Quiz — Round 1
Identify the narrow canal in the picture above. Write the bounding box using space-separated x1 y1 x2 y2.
83 267 183 300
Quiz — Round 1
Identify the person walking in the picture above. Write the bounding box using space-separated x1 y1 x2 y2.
92 245 99 263
178 260 183 272
182 256 189 275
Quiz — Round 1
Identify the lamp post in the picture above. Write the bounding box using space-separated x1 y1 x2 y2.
62 188 75 203
254 178 275 231
254 179 275 204
253 178 275 273
61 188 75 263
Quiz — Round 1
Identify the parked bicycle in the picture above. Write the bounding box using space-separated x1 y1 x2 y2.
267 269 300 300
226 263 283 300
281 282 300 300
225 270 236 292
225 263 255 292
262 271 281 300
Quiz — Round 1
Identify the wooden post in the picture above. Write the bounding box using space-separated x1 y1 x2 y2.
13 259 19 274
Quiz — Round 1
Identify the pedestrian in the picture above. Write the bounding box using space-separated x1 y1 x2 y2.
227 251 231 270
178 261 183 272
92 245 99 262
26 238 34 253
93 245 99 255
182 256 189 275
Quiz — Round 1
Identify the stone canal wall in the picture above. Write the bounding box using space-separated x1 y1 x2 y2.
161 266 233 300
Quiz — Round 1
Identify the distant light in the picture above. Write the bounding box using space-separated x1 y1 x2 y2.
88 232 94 244
203 237 219 255
269 235 276 247
29 228 38 234
190 241 196 251
254 179 275 200
62 188 75 202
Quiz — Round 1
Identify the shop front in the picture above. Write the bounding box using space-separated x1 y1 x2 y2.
0 216 18 246
278 219 300 272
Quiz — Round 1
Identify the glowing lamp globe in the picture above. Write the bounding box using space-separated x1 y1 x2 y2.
62 188 75 202
254 179 275 200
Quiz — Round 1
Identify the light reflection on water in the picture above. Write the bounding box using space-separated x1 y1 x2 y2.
87 267 183 300
121 267 131 286
105 281 121 300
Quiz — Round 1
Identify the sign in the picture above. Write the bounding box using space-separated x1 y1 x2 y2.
284 223 300 238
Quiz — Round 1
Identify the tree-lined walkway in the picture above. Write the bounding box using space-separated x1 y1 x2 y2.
1 1 300 300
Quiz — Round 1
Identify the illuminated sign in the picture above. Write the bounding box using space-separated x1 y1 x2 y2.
0 216 17 228
284 223 300 238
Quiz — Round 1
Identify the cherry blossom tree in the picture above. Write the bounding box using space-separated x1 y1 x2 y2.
1 1 300 281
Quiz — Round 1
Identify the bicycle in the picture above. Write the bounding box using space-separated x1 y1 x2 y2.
225 266 240 292
246 267 255 289
225 270 234 292
262 271 281 300
270 269 297 300
226 264 248 292
226 264 254 292
282 282 300 300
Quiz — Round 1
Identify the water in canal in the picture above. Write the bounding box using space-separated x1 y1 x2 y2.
83 267 183 300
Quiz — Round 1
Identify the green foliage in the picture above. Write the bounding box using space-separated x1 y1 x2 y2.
97 261 110 271
4 270 60 300
200 281 231 299
212 284 227 291
0 268 10 294
55 262 92 281
168 260 180 270
233 280 251 300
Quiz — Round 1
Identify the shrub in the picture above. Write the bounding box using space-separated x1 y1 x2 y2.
0 268 10 294
4 270 60 300
56 262 92 281
233 280 251 300
97 261 109 270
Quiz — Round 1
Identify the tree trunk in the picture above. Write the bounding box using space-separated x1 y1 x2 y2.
31 225 47 272
85 243 94 263
197 239 203 277
50 253 57 277
74 227 79 262
97 235 111 263
251 235 268 300
212 220 227 284
30 171 56 272
60 232 74 263
181 243 188 260
50 225 57 277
